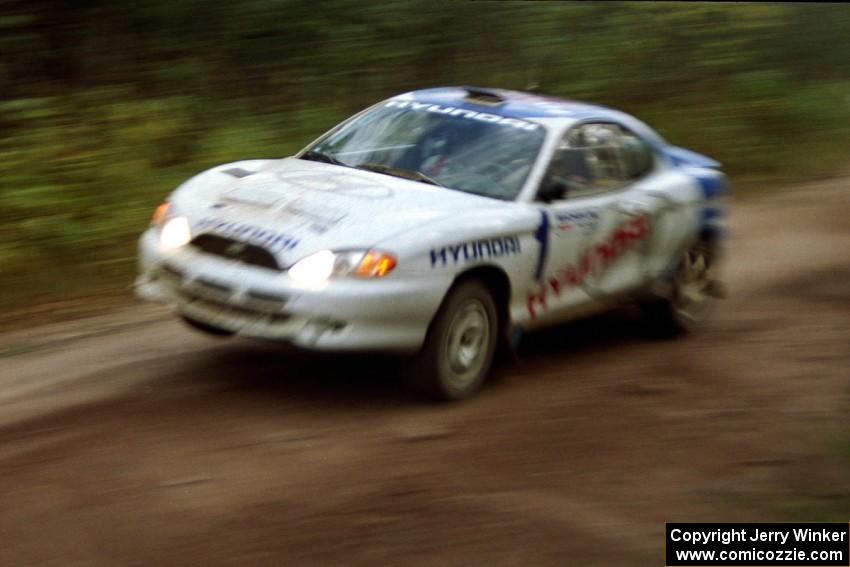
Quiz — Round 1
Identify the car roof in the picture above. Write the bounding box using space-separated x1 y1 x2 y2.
395 86 669 150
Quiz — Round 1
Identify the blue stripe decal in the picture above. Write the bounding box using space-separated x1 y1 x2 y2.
699 206 728 242
700 207 724 221
694 173 728 199
533 210 550 281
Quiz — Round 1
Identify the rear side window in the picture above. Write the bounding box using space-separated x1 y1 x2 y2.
539 122 657 201
569 123 624 191
619 129 655 180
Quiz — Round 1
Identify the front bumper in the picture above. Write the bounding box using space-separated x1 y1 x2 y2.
136 229 448 353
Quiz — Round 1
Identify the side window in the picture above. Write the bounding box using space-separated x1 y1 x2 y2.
619 129 655 180
537 122 655 202
573 123 623 192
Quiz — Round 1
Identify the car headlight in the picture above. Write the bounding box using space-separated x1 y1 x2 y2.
287 249 396 289
150 201 191 250
160 216 192 250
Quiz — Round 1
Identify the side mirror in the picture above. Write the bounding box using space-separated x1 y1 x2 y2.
537 179 567 204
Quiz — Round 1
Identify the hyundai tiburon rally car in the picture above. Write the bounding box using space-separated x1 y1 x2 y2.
137 86 727 400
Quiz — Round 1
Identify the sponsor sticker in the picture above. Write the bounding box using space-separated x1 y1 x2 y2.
553 209 600 236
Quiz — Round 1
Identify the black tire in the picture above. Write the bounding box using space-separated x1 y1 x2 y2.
641 242 717 338
181 315 235 337
408 279 499 401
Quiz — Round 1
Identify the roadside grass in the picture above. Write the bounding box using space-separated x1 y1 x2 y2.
0 342 46 358
0 257 138 332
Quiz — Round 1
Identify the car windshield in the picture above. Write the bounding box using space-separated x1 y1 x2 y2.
301 101 546 200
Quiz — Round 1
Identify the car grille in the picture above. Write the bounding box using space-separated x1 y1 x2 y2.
190 234 281 271
179 292 292 323
185 277 233 304
155 264 290 316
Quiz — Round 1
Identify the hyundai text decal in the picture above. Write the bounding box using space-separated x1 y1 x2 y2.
196 217 299 251
385 100 539 131
527 215 651 317
431 236 521 267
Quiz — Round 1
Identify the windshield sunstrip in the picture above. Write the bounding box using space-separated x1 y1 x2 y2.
384 100 540 131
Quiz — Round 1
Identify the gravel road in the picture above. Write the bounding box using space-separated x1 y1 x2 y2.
1 178 849 566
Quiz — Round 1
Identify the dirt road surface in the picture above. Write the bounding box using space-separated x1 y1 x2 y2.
1 179 849 566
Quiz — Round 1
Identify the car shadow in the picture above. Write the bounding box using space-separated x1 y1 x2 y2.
170 305 652 406
198 342 414 406
516 305 647 359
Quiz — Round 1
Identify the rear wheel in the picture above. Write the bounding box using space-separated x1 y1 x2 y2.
408 280 498 401
642 242 718 337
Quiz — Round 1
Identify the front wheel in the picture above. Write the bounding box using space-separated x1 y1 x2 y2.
408 280 498 401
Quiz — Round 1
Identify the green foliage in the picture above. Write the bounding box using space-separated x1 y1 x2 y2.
0 1 849 312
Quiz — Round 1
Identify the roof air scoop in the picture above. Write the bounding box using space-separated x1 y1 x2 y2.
460 86 506 106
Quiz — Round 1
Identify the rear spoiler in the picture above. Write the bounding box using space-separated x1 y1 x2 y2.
664 146 721 169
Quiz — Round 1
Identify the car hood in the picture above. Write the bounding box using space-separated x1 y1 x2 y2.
171 157 506 267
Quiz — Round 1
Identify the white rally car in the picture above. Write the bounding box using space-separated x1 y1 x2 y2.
137 86 727 400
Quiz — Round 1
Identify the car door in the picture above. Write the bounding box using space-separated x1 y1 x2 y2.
525 122 659 324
